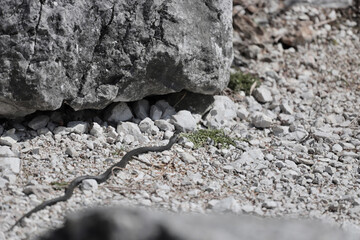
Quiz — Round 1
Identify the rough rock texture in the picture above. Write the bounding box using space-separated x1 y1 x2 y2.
285 0 353 9
0 0 232 118
39 207 358 240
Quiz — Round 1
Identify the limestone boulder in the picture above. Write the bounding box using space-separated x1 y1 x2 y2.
0 0 232 118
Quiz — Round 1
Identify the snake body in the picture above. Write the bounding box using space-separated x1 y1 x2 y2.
9 133 178 231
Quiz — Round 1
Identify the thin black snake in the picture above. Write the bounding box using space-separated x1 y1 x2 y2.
8 133 179 231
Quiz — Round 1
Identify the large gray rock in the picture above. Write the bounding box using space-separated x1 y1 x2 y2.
285 0 353 9
39 207 358 240
0 0 232 118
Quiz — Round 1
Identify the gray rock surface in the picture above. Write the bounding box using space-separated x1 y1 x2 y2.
286 0 353 8
251 112 273 128
170 110 196 132
139 118 159 135
81 179 98 191
0 146 21 188
117 122 148 143
133 100 150 120
154 120 175 132
28 115 50 130
67 121 89 134
90 122 104 137
39 207 358 240
0 0 232 118
105 102 133 123
150 105 163 121
253 87 273 103
153 100 176 120
205 96 237 128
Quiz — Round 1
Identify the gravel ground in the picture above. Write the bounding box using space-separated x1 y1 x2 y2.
1 2 360 240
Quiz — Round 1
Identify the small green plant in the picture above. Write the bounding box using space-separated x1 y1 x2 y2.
228 71 261 95
181 129 236 149
50 181 68 190
330 39 338 45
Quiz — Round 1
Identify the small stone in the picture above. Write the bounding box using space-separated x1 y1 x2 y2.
170 110 197 132
133 99 150 120
284 169 300 178
53 126 68 135
65 147 78 157
237 106 249 120
0 136 18 146
0 146 18 157
67 121 89 134
154 120 175 132
241 205 255 213
50 154 61 167
205 96 237 128
341 142 355 150
262 200 277 209
251 112 272 128
278 114 295 125
3 174 16 183
106 102 133 123
154 100 176 119
205 181 221 192
222 165 234 173
272 126 289 136
28 115 50 130
106 126 118 139
286 129 308 141
0 178 8 189
313 130 339 141
184 141 194 149
139 117 159 135
265 154 274 161
280 102 294 115
253 87 273 103
90 122 104 137
81 179 98 191
117 122 148 143
150 105 163 121
324 166 334 175
265 70 280 81
246 96 263 112
298 158 315 166
332 143 343 153
328 202 339 212
13 122 26 131
162 107 177 120
0 157 21 174
123 134 135 144
139 199 152 206
163 130 174 139
275 161 285 169
210 197 240 213
179 152 197 164
187 172 203 184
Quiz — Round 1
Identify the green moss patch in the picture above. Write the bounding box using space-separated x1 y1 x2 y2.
50 181 68 190
181 129 236 149
228 71 261 95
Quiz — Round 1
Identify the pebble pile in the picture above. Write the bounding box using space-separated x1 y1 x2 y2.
1 2 360 240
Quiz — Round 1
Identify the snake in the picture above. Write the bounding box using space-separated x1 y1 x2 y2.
8 133 179 231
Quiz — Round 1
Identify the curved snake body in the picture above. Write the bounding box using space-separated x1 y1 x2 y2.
9 133 178 231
